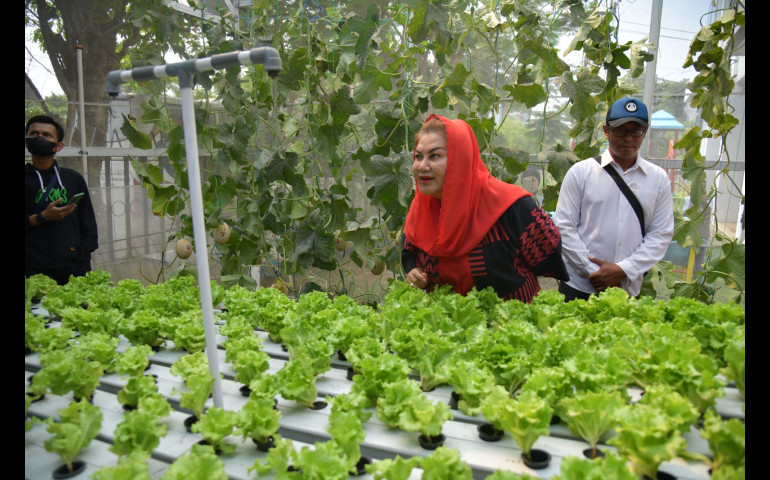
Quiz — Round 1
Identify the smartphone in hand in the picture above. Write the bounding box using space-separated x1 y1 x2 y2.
64 192 85 205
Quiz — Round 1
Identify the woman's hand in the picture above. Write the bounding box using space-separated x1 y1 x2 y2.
406 267 428 289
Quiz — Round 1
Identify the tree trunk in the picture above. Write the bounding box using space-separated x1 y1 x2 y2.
34 0 135 182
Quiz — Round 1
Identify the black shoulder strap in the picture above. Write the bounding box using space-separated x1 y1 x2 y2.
594 156 645 237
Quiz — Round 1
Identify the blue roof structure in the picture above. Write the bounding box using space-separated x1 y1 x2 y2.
650 110 685 130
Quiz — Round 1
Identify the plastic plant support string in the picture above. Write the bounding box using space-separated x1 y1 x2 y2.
104 48 282 409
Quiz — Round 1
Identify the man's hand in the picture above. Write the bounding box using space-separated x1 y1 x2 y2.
587 257 626 292
406 267 428 289
42 198 77 221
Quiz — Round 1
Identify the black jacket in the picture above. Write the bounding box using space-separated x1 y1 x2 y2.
25 161 98 276
402 196 568 303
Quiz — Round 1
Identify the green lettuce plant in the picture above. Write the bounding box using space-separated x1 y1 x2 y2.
160 443 228 480
550 450 637 480
170 352 214 420
248 435 295 477
59 306 122 336
557 390 626 459
275 353 319 408
120 309 166 349
483 389 552 459
191 406 238 455
721 331 745 401
165 310 207 353
235 396 282 445
25 310 48 353
292 439 351 479
117 375 161 410
447 359 497 417
91 450 152 480
607 402 688 479
28 323 75 354
699 408 745 476
70 331 121 373
43 399 103 474
416 334 456 392
364 455 421 480
114 344 154 377
420 446 472 480
327 400 372 475
35 348 103 400
110 408 168 456
25 273 59 305
484 472 540 480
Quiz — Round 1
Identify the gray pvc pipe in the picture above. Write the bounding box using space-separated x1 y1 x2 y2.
104 47 282 410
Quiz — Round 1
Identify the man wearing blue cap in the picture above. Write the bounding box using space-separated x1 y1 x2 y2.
553 97 674 300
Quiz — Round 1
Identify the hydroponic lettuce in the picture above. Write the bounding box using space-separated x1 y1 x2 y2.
235 395 282 444
59 305 122 336
699 408 745 478
419 446 472 480
91 450 152 480
114 344 154 377
25 273 58 304
120 310 166 349
43 399 102 474
482 388 552 458
170 352 214 420
110 407 168 456
71 330 121 373
191 406 238 454
607 401 689 479
557 390 625 459
550 450 636 480
34 348 103 400
160 443 228 480
26 274 745 478
364 454 421 480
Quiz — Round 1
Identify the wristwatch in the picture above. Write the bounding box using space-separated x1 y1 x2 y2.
36 212 46 224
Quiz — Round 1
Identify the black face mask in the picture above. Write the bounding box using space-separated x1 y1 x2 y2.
26 136 58 156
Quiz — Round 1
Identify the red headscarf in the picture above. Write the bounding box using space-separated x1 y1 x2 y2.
405 114 530 258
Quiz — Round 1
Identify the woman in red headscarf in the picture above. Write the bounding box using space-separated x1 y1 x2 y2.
401 114 568 303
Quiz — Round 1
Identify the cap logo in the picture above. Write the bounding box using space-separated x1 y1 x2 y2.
625 101 638 113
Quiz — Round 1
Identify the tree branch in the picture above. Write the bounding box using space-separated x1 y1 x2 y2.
25 72 65 126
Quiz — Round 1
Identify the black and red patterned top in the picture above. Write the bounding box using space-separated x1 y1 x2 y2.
402 195 569 303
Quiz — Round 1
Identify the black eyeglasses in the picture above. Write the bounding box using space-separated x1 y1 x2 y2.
608 126 647 138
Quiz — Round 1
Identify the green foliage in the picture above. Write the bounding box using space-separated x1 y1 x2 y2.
115 344 154 377
557 390 625 457
91 450 152 480
44 399 103 473
700 408 745 474
110 408 168 456
191 406 238 455
235 396 282 444
160 443 228 480
608 402 689 479
365 455 421 480
170 352 214 419
420 447 473 480
483 389 552 456
550 451 637 480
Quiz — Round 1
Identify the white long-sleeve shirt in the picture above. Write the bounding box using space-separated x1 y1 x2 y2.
553 150 674 297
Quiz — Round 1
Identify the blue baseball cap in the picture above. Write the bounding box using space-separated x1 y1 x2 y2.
606 97 649 128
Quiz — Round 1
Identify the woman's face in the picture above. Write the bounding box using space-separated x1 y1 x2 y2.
412 132 448 199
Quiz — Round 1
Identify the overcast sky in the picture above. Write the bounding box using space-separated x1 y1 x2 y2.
25 0 714 98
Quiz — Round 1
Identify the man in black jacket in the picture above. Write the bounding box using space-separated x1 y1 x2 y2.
25 115 98 285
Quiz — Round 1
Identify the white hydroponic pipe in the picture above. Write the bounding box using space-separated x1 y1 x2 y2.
104 48 282 409
76 45 88 180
